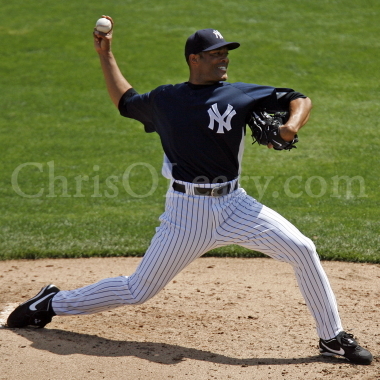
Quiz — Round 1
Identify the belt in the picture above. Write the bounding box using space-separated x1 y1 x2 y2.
172 181 238 197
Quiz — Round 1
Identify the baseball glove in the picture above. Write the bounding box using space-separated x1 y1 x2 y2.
248 111 298 150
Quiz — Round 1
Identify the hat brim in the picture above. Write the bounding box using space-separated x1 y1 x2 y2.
202 41 240 52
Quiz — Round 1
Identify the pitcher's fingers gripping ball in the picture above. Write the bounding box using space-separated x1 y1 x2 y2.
95 16 113 34
93 16 114 53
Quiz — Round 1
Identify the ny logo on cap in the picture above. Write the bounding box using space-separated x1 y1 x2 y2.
207 103 236 133
213 30 223 39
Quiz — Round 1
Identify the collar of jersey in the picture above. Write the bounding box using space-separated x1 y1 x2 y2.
186 81 225 90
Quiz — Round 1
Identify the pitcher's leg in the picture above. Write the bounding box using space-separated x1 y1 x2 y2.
221 195 343 340
52 276 135 315
53 192 216 316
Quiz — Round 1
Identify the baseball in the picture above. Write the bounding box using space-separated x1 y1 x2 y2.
95 17 112 33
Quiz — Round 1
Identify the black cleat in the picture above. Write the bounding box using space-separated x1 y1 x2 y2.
7 284 60 328
319 331 373 365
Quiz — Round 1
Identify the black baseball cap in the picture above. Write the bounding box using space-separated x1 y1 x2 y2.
185 29 240 61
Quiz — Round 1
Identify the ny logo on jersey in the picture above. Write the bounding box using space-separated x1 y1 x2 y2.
207 103 236 134
213 30 223 39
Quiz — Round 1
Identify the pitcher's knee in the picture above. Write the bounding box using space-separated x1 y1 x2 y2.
299 236 317 253
294 238 318 259
127 292 155 305
277 235 318 264
124 276 163 305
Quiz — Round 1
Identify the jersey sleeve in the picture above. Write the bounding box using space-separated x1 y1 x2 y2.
231 82 277 107
232 83 306 110
274 88 307 111
118 88 157 133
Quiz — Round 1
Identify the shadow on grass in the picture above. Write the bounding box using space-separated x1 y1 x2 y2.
9 327 345 366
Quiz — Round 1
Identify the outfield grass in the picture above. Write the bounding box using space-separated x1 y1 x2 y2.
1 0 379 262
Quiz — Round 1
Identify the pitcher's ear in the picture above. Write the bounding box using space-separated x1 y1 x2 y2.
189 54 199 64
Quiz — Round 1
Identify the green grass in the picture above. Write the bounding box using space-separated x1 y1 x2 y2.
1 0 379 262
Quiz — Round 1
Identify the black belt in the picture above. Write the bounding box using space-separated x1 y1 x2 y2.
172 181 238 197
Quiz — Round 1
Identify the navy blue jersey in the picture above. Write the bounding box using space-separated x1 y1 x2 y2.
119 81 296 183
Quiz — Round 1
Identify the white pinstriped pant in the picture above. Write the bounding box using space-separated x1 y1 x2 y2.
52 180 343 340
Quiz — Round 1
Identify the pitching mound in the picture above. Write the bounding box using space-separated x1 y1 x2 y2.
0 257 379 379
